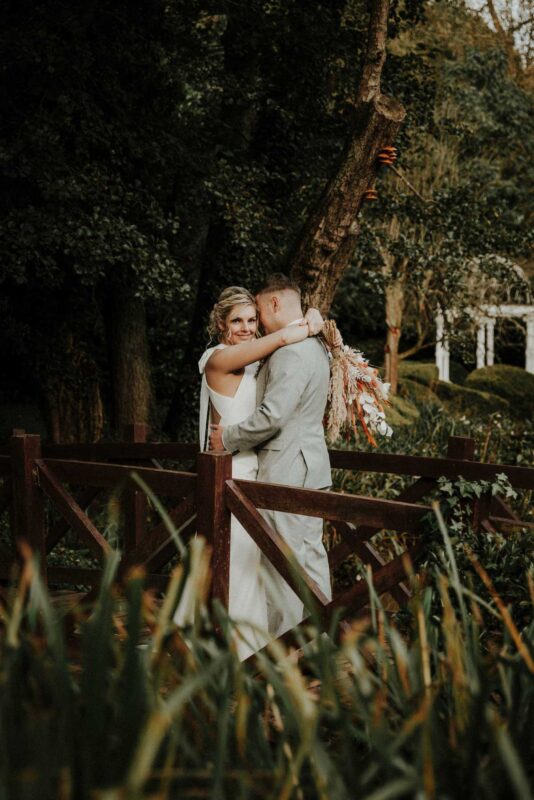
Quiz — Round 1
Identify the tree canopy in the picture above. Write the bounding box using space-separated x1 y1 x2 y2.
0 0 532 440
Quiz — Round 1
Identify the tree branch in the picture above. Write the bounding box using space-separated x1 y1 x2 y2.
289 0 405 312
358 0 391 103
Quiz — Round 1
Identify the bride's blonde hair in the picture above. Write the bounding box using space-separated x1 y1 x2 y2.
207 286 259 342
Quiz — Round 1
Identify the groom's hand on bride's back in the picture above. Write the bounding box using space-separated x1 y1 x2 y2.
209 423 225 451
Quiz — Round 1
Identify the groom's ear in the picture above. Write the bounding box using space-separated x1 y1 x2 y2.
272 295 280 313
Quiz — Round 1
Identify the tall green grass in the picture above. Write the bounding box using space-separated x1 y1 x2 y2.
0 519 533 800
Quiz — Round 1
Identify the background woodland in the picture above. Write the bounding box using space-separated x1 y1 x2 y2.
1 0 532 443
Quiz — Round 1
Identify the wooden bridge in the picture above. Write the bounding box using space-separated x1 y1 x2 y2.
0 426 533 642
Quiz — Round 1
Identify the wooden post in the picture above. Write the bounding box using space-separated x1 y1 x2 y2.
123 423 149 556
446 436 475 462
10 433 46 578
196 451 232 609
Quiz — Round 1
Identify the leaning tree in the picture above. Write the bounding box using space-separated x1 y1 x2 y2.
289 0 405 313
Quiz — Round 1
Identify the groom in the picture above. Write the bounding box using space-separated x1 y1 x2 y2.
209 273 332 637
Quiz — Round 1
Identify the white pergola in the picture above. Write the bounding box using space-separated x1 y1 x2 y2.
436 304 534 381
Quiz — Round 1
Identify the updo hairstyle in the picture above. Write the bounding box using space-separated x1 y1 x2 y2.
207 286 258 342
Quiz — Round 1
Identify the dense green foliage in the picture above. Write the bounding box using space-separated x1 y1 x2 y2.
466 365 534 418
0 0 372 436
1 0 532 441
332 4 533 361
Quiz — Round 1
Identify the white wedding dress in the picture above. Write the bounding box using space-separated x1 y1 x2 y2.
176 344 269 661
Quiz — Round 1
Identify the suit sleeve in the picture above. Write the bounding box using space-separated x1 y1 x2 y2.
222 346 310 453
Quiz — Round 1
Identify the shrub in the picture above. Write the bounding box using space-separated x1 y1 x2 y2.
466 364 534 418
435 380 510 415
399 377 444 409
449 359 470 385
385 394 421 427
398 360 439 386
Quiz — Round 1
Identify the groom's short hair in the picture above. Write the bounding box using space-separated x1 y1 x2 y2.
257 273 301 298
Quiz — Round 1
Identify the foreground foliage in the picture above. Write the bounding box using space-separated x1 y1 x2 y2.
0 518 533 800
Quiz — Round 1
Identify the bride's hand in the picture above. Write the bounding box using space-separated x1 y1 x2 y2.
303 308 324 336
280 322 309 345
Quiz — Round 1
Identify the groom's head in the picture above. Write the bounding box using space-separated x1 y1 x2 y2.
255 273 303 333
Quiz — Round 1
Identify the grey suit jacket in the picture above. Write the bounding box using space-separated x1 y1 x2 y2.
222 337 331 490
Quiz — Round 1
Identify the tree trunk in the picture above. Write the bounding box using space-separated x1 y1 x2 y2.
383 278 404 395
290 0 405 313
43 332 104 443
106 284 152 434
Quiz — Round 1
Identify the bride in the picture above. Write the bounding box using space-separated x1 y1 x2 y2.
190 286 322 660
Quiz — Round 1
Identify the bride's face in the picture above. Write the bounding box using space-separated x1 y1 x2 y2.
222 303 258 344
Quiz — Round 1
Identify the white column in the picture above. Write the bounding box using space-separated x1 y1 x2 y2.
436 311 443 378
526 315 534 374
442 331 450 382
485 319 495 366
435 310 450 381
476 323 486 369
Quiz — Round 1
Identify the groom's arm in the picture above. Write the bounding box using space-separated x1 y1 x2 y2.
222 346 310 453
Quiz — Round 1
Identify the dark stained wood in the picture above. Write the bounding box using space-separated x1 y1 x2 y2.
225 480 330 608
0 479 12 515
197 452 232 609
234 479 431 531
10 434 46 576
323 544 423 624
327 474 437 571
446 436 476 461
41 458 196 495
490 496 532 528
328 519 410 605
0 456 10 477
357 540 411 604
395 477 437 503
42 442 198 461
472 491 492 534
123 423 149 553
36 461 111 560
329 450 534 488
489 516 534 530
121 494 196 570
327 518 381 568
251 545 423 658
142 518 197 573
46 486 101 553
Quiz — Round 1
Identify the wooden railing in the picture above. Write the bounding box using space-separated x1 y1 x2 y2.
0 428 533 638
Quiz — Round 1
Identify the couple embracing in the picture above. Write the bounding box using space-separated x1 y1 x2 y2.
200 273 332 660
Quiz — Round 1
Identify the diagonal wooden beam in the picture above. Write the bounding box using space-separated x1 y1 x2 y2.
36 461 111 560
225 480 329 609
326 474 435 571
142 521 197 574
489 495 534 529
46 486 102 553
247 546 422 663
324 545 422 623
328 519 411 605
121 494 196 571
489 516 534 530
